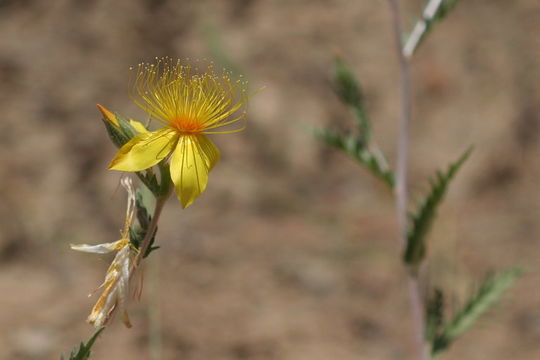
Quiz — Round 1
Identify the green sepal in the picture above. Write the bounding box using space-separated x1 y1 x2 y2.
102 119 129 148
101 113 138 148
117 115 137 141
404 147 472 266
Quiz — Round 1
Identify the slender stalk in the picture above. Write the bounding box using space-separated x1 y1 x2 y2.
148 252 163 360
132 177 171 358
387 1 430 359
403 0 444 59
135 189 171 267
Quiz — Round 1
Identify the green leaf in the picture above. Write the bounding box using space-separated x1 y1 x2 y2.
333 57 371 145
312 127 395 188
426 289 445 343
136 169 161 197
404 0 463 57
313 57 393 188
434 0 462 22
404 147 472 265
129 189 159 258
61 328 105 360
134 159 172 198
431 268 522 355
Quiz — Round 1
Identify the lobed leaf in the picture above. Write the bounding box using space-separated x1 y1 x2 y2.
61 328 104 360
135 169 161 197
333 57 371 146
431 268 522 355
425 288 445 343
129 190 159 258
312 127 395 188
404 147 472 266
403 0 463 57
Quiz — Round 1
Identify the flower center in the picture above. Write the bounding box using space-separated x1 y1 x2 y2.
171 116 204 132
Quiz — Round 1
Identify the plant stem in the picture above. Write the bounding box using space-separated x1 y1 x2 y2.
387 0 429 359
135 188 171 267
148 252 163 360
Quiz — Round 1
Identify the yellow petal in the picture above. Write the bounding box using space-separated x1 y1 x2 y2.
97 104 119 127
109 127 178 172
129 119 149 134
169 134 220 208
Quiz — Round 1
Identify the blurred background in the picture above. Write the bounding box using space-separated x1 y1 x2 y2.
0 0 539 359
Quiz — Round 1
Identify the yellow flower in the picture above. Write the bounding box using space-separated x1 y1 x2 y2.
108 57 248 208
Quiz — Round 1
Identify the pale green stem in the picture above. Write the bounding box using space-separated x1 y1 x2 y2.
134 188 171 267
148 252 163 360
387 0 430 359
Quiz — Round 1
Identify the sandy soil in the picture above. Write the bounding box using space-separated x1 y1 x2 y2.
0 0 539 359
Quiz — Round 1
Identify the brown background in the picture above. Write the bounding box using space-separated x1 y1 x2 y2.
0 0 539 359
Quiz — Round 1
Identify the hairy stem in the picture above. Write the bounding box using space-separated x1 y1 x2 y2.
387 0 429 359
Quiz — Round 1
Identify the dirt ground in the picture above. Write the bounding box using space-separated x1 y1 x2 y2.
0 0 539 359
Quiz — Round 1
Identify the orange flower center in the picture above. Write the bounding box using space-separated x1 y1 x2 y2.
171 116 204 132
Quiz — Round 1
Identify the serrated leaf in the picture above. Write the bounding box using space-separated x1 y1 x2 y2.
334 57 371 145
431 268 522 355
129 188 159 258
435 0 462 21
404 0 463 57
404 147 472 265
426 288 445 343
135 169 161 197
312 127 394 188
135 191 151 228
61 328 105 360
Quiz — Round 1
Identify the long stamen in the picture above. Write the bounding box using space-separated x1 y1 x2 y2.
129 57 249 134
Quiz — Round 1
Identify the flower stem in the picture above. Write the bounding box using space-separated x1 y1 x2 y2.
148 252 163 360
135 187 171 267
387 0 430 359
